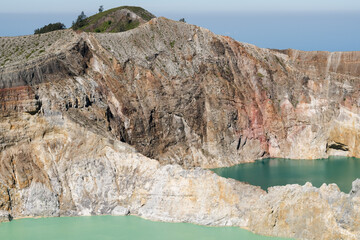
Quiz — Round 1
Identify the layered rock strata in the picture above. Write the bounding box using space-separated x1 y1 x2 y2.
1 112 360 239
90 18 360 167
1 17 360 239
2 18 360 168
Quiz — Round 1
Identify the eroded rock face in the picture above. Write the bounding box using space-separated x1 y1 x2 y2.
0 211 10 222
89 18 360 167
1 112 360 239
1 17 360 239
2 18 360 168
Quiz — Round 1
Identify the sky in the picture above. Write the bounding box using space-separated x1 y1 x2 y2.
2 0 360 13
1 0 360 51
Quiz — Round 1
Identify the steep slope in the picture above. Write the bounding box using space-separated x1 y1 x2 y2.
1 17 360 239
2 18 360 168
2 110 360 239
90 17 360 167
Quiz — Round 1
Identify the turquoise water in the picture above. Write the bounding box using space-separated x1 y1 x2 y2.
212 157 360 193
0 215 289 240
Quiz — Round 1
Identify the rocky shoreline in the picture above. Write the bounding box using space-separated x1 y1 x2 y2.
0 120 359 240
1 16 360 239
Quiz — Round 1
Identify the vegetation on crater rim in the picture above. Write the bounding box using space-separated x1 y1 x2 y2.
72 6 155 33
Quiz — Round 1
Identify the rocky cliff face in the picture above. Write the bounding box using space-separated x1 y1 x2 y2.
1 17 360 239
92 18 360 167
2 18 360 168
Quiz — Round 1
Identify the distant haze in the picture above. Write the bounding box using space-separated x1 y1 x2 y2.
1 0 359 51
2 0 360 13
165 11 360 52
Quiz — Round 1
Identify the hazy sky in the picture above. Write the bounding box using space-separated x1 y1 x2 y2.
1 1 360 51
2 0 360 14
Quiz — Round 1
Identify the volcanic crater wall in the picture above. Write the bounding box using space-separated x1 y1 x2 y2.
89 18 360 167
2 19 360 169
0 17 360 239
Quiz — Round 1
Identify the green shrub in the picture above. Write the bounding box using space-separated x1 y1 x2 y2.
34 22 66 34
257 72 264 78
170 40 175 48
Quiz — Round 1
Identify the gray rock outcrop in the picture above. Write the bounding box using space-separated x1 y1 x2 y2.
1 17 360 239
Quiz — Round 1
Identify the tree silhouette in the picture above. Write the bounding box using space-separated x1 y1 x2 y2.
72 11 88 30
34 22 66 34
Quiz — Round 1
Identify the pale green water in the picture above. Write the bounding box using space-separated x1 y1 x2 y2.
0 215 290 240
212 157 360 193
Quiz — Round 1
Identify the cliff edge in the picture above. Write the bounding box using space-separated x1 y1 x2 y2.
0 16 360 239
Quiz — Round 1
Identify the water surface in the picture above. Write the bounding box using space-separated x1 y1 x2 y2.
0 215 289 240
2 11 360 52
161 11 360 51
212 157 360 192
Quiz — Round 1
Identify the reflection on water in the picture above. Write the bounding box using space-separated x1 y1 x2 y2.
0 216 290 240
212 157 360 193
